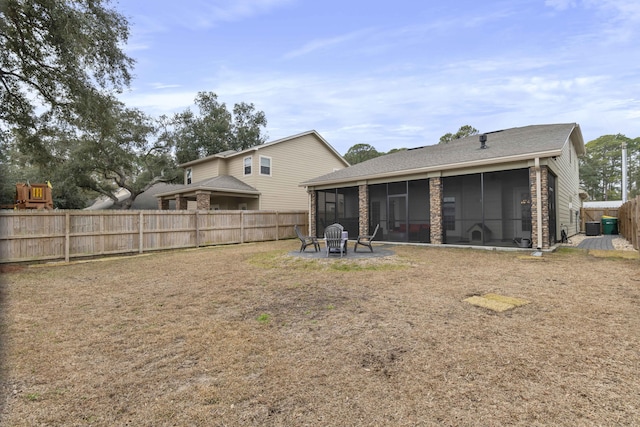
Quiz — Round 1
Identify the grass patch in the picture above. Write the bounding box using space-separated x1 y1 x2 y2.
3 240 639 426
25 393 40 401
256 313 271 324
589 249 639 260
555 246 587 255
248 251 407 272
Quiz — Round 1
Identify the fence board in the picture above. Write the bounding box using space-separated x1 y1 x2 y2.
0 210 308 263
617 196 639 251
580 208 620 233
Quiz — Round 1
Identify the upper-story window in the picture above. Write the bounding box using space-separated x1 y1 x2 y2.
260 156 271 176
244 156 252 175
186 168 192 184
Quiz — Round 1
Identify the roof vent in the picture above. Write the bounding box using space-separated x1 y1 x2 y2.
479 134 488 149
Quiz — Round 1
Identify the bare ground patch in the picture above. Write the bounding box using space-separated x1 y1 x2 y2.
1 242 639 426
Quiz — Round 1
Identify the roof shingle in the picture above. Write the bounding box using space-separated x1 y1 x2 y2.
302 123 582 186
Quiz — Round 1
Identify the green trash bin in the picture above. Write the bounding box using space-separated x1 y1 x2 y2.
601 216 618 235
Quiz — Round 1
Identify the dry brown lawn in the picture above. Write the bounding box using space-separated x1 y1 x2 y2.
1 241 639 426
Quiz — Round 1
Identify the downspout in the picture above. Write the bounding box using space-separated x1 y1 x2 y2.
306 186 312 235
535 158 543 250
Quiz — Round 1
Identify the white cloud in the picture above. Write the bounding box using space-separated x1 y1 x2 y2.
208 0 294 23
283 29 374 59
150 83 183 89
119 90 199 116
545 0 578 11
588 0 640 20
164 0 295 29
116 1 640 153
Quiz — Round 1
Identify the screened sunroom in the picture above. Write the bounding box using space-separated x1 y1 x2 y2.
441 169 540 247
304 124 584 250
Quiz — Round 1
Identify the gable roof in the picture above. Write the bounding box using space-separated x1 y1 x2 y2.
302 123 584 187
155 175 260 198
179 130 349 168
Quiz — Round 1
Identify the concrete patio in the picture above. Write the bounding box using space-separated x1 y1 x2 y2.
288 242 396 259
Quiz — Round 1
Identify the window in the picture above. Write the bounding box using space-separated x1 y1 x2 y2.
186 168 192 184
260 156 271 176
244 157 252 175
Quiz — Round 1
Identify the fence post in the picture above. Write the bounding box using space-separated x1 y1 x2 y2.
276 211 279 241
138 211 144 254
632 196 640 251
100 214 105 255
240 211 245 244
195 210 200 247
65 211 70 263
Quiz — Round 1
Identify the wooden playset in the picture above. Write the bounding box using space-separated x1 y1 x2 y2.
14 182 54 210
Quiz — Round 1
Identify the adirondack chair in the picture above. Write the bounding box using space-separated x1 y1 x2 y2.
354 224 379 252
324 223 346 257
294 224 320 252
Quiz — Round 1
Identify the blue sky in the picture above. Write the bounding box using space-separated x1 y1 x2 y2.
116 0 640 155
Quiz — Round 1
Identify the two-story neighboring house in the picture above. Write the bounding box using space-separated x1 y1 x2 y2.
155 130 349 211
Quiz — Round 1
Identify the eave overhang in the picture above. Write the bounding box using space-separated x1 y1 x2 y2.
155 186 261 199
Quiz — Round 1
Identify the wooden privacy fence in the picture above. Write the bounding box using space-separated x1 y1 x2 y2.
0 210 309 263
580 207 619 233
617 196 639 251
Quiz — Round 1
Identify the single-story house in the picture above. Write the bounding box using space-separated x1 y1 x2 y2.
155 130 349 211
301 123 586 249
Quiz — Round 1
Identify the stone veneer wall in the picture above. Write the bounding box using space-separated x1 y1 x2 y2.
158 199 169 210
196 191 210 210
429 177 443 244
529 166 550 249
309 190 317 237
540 166 550 248
358 184 369 236
175 194 187 210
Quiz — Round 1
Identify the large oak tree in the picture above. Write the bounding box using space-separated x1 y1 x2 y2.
1 0 133 129
1 0 136 207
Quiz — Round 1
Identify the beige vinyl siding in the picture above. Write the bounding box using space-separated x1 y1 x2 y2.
227 154 251 183
548 135 582 237
224 134 345 210
191 158 223 182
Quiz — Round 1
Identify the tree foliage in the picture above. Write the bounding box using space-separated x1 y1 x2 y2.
0 0 133 130
1 97 180 209
1 4 272 209
0 128 94 208
439 125 479 144
67 97 179 209
172 92 268 164
343 143 382 165
580 134 640 201
0 0 151 208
